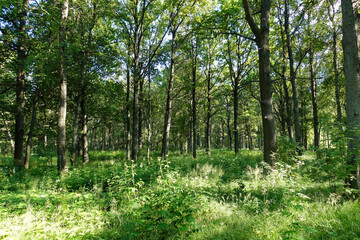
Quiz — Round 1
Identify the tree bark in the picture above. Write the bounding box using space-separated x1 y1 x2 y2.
81 97 89 164
341 0 360 189
284 0 301 151
1 110 14 152
147 73 152 163
57 0 69 174
126 41 131 161
70 96 81 165
161 29 176 160
24 90 38 169
309 44 319 149
243 0 277 166
14 0 29 169
192 42 197 159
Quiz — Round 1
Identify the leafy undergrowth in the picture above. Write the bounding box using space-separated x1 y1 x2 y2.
0 149 359 239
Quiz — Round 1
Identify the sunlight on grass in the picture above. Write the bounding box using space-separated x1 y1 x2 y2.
1 150 360 239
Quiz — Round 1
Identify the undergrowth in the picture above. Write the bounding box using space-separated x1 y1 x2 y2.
0 148 359 239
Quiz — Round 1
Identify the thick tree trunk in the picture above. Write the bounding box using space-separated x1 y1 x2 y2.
57 0 69 174
161 30 176 160
14 0 29 168
284 0 301 150
24 90 38 169
309 45 319 149
243 0 277 166
341 0 360 189
70 96 81 165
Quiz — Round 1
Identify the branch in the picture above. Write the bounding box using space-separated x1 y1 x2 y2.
242 0 261 40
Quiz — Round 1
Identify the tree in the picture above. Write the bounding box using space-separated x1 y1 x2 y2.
341 0 360 189
242 0 277 166
57 0 69 174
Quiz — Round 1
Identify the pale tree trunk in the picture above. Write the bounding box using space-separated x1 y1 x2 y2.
284 0 301 151
24 90 38 169
57 0 69 174
243 0 277 167
161 29 176 160
309 44 319 149
82 98 89 164
70 96 81 165
1 110 14 152
341 0 360 189
14 0 29 168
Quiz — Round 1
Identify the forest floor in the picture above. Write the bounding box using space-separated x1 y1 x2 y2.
0 149 360 239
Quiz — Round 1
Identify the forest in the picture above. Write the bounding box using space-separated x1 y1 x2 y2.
0 0 360 239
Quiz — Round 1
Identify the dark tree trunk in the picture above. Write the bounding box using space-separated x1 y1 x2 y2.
333 31 342 126
14 0 29 169
284 0 301 151
57 0 69 174
147 73 152 163
138 78 144 150
126 42 131 161
192 45 197 159
243 0 277 166
309 45 319 149
24 90 38 169
341 0 360 189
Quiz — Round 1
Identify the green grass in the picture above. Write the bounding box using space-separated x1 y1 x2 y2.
0 149 359 239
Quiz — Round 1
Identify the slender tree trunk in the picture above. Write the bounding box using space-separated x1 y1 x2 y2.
284 0 301 151
281 47 293 140
227 112 232 150
192 46 197 159
126 42 131 161
14 0 29 168
309 44 319 149
1 111 14 152
233 78 239 155
341 0 360 189
24 90 38 169
161 30 176 159
70 96 81 165
147 73 152 163
57 0 69 174
243 0 277 166
333 31 342 126
82 97 89 164
138 78 144 150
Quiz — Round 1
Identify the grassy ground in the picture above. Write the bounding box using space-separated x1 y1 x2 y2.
0 149 359 239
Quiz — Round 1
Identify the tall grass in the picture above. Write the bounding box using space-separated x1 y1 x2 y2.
0 149 359 239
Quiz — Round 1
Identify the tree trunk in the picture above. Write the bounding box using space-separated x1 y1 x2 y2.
14 0 29 169
70 96 81 165
24 90 38 169
82 98 89 164
192 45 197 159
161 30 176 160
341 0 360 189
147 73 152 163
333 31 342 126
138 78 144 150
57 0 69 174
243 0 277 166
1 111 14 152
284 0 301 151
126 42 131 161
309 44 319 149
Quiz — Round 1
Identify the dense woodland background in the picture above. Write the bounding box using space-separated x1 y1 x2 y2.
1 0 360 239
